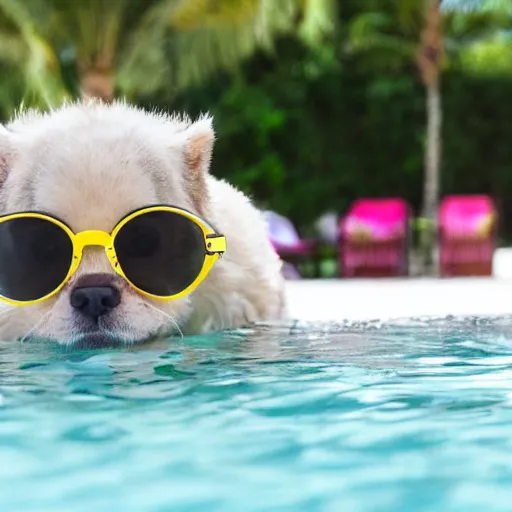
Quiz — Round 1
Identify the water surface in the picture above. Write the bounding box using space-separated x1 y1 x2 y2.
2 317 512 511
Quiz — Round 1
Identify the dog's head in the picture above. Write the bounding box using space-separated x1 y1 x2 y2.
0 100 215 347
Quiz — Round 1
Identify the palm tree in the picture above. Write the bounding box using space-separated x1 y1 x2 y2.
0 0 337 106
348 0 510 274
167 0 337 90
417 0 443 274
37 0 166 102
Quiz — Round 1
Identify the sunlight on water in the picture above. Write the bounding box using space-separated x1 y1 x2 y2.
2 316 512 511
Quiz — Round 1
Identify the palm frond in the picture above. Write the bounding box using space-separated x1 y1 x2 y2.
459 33 512 75
48 0 127 68
170 0 337 89
0 0 68 107
119 0 337 98
116 0 179 97
298 0 337 46
347 10 416 67
170 0 258 28
174 20 265 89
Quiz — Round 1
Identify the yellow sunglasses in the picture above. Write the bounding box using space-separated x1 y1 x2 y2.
0 205 226 306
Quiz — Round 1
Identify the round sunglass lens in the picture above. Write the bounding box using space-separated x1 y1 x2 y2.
114 210 206 297
0 217 73 302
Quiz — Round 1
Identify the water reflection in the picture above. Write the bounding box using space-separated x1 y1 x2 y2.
2 315 512 400
2 316 512 511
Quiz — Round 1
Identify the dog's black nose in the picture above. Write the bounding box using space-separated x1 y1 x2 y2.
70 286 121 320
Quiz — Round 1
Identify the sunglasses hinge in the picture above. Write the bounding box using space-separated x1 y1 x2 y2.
205 234 226 255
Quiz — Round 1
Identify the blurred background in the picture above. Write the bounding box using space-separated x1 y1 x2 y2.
0 0 510 278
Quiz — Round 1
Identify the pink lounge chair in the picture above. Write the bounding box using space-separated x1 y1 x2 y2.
439 195 497 277
339 198 410 278
264 210 317 278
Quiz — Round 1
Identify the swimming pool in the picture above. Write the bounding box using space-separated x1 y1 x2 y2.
2 317 512 511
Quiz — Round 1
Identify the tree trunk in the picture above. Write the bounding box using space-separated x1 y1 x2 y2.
421 78 442 274
417 0 443 275
79 64 115 102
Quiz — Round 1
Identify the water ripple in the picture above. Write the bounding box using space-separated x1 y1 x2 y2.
1 316 512 511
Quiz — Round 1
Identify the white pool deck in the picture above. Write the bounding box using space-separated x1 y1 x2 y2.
285 248 512 322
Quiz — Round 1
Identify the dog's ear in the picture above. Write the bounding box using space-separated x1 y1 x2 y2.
0 126 13 188
181 115 215 216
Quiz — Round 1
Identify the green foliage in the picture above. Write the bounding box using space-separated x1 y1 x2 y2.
459 33 512 75
139 33 512 239
0 0 339 103
142 38 423 228
0 0 69 110
1 0 512 242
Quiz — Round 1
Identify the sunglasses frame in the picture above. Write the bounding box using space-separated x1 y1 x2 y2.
0 205 227 306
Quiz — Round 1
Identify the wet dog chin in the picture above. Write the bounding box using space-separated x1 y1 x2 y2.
71 331 136 349
27 329 159 349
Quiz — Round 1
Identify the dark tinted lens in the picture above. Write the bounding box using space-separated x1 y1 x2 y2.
114 210 206 296
0 217 73 302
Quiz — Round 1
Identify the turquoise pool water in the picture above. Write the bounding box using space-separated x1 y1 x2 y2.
2 317 512 511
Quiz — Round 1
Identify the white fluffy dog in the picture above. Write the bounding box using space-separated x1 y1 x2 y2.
0 100 286 347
